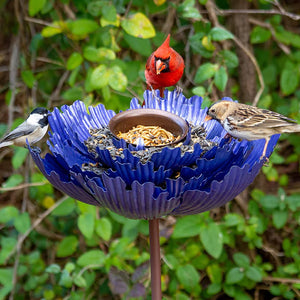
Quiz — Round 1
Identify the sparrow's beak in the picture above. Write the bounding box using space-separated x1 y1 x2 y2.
204 115 212 122
156 59 166 75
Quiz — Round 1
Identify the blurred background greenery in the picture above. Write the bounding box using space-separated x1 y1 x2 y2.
0 0 300 299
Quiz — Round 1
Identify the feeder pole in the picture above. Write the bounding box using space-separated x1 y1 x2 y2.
149 218 162 300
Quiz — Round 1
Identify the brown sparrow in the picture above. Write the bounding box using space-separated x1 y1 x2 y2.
204 101 300 158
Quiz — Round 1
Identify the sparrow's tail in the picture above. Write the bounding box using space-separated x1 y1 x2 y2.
0 141 13 148
283 124 300 133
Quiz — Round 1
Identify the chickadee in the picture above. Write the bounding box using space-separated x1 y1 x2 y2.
0 107 50 148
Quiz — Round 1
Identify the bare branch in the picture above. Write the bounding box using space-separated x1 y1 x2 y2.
0 181 47 192
4 196 69 264
199 8 300 21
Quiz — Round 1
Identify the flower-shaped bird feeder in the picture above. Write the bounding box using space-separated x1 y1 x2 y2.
29 90 279 299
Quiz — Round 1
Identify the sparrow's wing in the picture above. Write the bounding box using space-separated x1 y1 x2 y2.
229 106 297 128
0 122 36 142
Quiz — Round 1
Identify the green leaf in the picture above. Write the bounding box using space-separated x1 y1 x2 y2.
194 63 218 84
219 50 239 68
225 267 244 284
108 66 128 91
57 235 78 257
121 12 155 39
260 194 279 209
233 253 250 268
283 263 299 275
59 270 73 288
83 46 116 62
90 65 109 90
207 283 222 295
172 215 203 238
206 263 222 284
95 218 112 241
123 33 152 57
77 250 105 268
200 223 223 259
66 52 83 70
272 210 288 229
78 212 95 239
14 212 31 234
250 26 271 44
21 70 36 88
286 194 300 211
51 197 76 217
224 213 243 227
176 264 200 292
280 68 299 95
68 67 80 87
0 206 19 223
214 66 228 91
178 0 202 20
102 5 117 22
41 22 63 37
12 147 28 169
68 19 99 37
2 174 23 189
87 1 103 17
210 27 234 41
45 264 61 274
189 33 213 58
61 86 84 101
28 0 46 16
73 275 87 288
192 86 206 97
245 266 263 282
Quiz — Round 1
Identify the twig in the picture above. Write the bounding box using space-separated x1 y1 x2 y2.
264 276 300 284
9 156 30 300
7 34 20 132
24 16 59 27
48 70 69 107
63 4 76 20
231 34 264 106
0 181 47 192
75 264 103 279
4 196 68 264
249 18 290 54
199 8 300 21
36 57 64 67
126 86 142 104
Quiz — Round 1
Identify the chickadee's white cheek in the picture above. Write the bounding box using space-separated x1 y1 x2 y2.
27 113 44 125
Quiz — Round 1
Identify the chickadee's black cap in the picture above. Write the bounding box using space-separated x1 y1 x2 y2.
31 107 48 115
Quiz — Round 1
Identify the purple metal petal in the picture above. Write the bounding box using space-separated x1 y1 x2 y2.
173 162 263 215
88 175 181 219
106 161 173 186
30 149 99 206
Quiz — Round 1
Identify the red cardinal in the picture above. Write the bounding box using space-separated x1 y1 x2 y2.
145 34 185 97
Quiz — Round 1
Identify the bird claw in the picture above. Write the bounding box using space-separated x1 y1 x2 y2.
31 146 42 154
260 156 269 166
148 84 161 102
175 85 183 96
224 133 233 143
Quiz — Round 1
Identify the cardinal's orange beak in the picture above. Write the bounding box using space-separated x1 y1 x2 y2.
204 115 212 122
156 59 166 75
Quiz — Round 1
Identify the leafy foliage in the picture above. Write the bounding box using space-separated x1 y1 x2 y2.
0 0 300 299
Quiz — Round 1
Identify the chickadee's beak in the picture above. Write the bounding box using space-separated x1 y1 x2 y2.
156 59 166 75
204 115 212 122
47 113 52 117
